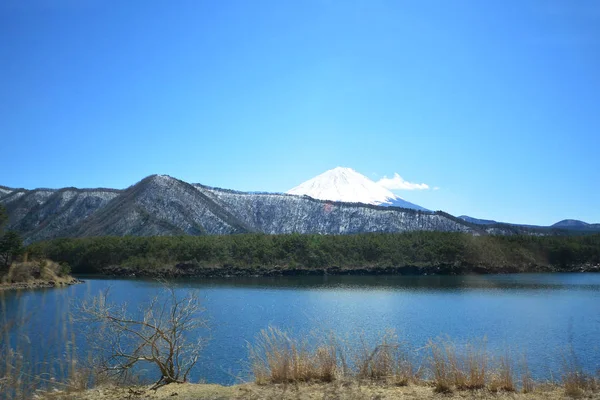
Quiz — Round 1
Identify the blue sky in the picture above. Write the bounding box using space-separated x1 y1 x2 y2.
1 0 599 225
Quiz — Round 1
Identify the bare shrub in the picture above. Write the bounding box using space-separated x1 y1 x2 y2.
77 286 208 389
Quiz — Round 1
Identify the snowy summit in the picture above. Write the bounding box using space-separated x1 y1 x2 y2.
287 167 428 211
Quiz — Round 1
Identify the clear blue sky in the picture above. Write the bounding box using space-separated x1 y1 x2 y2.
1 0 599 225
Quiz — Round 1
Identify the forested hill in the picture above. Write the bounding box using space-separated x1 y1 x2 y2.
27 232 600 277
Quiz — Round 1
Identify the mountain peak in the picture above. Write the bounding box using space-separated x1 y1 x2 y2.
287 167 428 211
552 219 589 228
329 166 358 174
0 185 13 196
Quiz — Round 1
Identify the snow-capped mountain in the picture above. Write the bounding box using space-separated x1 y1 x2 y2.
287 167 429 211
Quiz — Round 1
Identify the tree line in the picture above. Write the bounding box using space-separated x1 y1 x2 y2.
25 231 600 275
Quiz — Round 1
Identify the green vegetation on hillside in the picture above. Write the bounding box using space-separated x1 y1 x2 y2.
26 232 600 276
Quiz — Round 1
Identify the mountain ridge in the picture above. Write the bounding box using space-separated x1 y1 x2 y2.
459 215 600 231
2 174 599 244
1 174 477 243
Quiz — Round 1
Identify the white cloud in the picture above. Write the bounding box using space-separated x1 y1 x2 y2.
376 173 430 191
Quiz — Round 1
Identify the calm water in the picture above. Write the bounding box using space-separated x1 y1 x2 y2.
1 273 599 385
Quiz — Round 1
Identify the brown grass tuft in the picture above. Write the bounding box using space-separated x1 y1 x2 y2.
249 326 339 384
489 351 515 392
561 349 599 397
520 355 535 394
427 337 489 392
354 330 417 386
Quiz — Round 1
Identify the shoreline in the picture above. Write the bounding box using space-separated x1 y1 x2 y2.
93 262 600 278
43 381 599 400
0 277 84 291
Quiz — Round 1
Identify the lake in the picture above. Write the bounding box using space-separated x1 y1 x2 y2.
1 273 599 385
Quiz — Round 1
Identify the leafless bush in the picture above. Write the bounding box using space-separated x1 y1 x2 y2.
77 286 208 389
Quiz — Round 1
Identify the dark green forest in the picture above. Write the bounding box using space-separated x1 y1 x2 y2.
26 232 600 277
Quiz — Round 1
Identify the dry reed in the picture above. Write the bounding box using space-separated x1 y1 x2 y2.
561 348 599 397
249 326 339 384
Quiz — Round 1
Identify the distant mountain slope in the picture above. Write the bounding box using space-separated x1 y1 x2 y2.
287 167 429 211
460 215 600 234
9 188 121 242
1 175 476 243
552 219 588 228
195 184 465 235
3 189 58 229
551 219 600 232
459 215 498 225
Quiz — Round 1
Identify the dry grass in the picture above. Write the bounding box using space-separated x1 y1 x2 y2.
561 349 600 398
249 327 421 386
354 330 418 386
489 352 515 393
249 327 339 384
0 259 75 288
520 355 535 394
428 337 488 392
248 327 600 397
